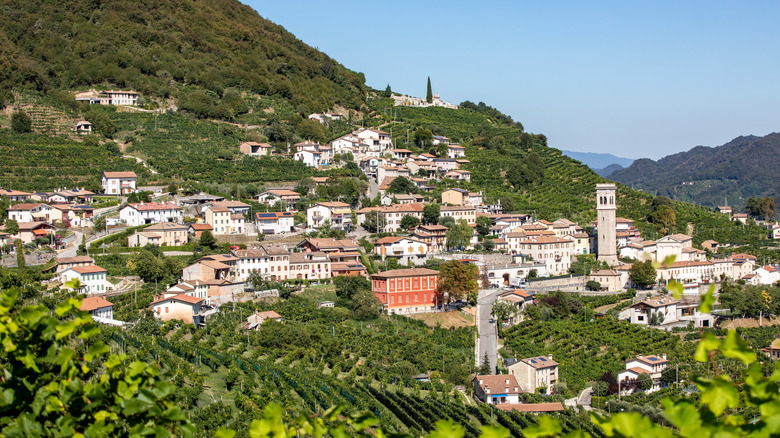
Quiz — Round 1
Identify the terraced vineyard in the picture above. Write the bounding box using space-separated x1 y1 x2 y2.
502 318 697 392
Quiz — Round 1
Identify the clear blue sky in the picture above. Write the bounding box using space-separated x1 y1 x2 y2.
246 1 780 159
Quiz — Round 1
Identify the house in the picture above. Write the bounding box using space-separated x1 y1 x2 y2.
80 296 113 320
56 256 95 280
164 281 209 302
508 355 559 394
371 268 439 314
373 237 429 266
410 224 449 252
629 296 678 326
0 188 33 202
289 252 331 280
473 375 522 405
504 234 574 275
617 355 668 394
442 188 482 207
755 265 780 285
257 189 301 210
229 213 246 235
444 169 471 182
48 189 95 204
317 301 335 309
298 238 360 255
355 128 392 151
16 222 55 244
763 337 780 360
732 213 748 224
439 205 477 224
494 403 565 414
331 261 368 277
128 222 188 247
306 202 352 231
7 203 49 223
182 258 232 283
432 135 450 146
391 149 413 160
189 223 213 238
239 141 273 156
119 202 181 226
433 158 457 173
356 204 425 233
150 295 205 325
98 90 139 105
205 206 232 235
61 265 109 295
102 171 137 195
447 144 466 158
255 211 296 234
74 120 92 134
380 193 425 206
589 269 623 291
701 240 719 252
497 289 535 321
247 310 282 324
717 206 733 215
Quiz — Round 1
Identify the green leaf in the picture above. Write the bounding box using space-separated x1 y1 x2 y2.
668 280 684 299
698 376 739 416
699 284 716 313
720 330 756 365
428 420 465 438
479 425 510 438
661 399 701 435
216 428 236 438
522 415 562 438
694 332 720 362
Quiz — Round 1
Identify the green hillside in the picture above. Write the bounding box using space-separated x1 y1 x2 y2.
0 0 365 112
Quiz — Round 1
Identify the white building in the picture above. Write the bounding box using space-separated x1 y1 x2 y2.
255 211 296 235
102 171 137 195
473 375 522 405
508 355 559 394
79 296 113 320
504 234 574 275
61 265 110 295
119 202 182 226
306 202 352 231
617 355 668 394
150 295 205 325
373 236 429 265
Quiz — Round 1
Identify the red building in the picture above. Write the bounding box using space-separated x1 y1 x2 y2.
371 268 439 315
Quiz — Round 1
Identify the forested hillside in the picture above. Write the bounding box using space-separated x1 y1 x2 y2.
609 133 780 210
0 0 366 112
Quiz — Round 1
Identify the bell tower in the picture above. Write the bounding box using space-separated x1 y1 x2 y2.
596 183 618 266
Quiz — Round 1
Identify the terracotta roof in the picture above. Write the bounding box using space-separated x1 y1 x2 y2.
200 260 231 270
496 403 564 413
254 310 282 319
622 367 651 375
189 224 213 230
591 269 620 276
103 171 137 178
317 201 350 208
17 222 53 230
80 296 113 311
262 189 300 197
70 265 107 274
634 355 668 366
208 206 230 213
521 355 558 368
152 295 202 305
475 374 522 395
146 222 188 231
633 297 678 308
8 203 44 211
57 256 95 265
127 202 180 211
372 268 439 279
374 236 404 244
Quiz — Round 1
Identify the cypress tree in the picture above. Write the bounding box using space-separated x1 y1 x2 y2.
15 239 25 271
426 77 433 103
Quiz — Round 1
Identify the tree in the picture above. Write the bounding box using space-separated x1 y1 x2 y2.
413 128 433 149
11 111 32 133
334 275 370 300
478 352 491 375
586 280 602 291
651 204 676 235
352 288 380 319
295 177 316 196
446 219 472 250
387 176 417 194
199 230 216 249
296 119 327 143
491 300 518 334
437 260 479 305
399 215 420 230
629 260 657 289
426 77 433 103
167 183 178 194
14 239 24 270
128 250 165 283
637 372 653 391
754 196 777 220
383 84 392 97
476 215 492 236
361 211 386 233
92 215 106 233
423 203 440 225
4 219 19 235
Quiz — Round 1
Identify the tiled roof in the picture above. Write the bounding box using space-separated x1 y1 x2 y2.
475 374 522 395
103 171 137 178
496 403 564 413
521 355 558 368
70 265 107 274
189 224 213 230
152 295 203 305
372 268 439 279
80 296 113 311
127 202 180 211
57 256 94 264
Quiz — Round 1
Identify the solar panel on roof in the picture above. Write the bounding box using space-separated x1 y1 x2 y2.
648 357 658 361
540 357 547 361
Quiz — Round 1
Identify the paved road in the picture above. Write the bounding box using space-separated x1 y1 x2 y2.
476 288 500 373
58 230 83 258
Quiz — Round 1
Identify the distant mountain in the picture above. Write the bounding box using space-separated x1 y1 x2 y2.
596 163 624 178
561 150 634 170
609 133 780 209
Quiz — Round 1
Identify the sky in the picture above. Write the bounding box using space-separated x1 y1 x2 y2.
246 1 780 159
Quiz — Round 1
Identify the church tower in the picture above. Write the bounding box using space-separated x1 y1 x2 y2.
596 183 618 266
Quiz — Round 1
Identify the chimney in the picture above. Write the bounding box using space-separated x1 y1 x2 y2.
662 354 667 360
548 354 553 360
